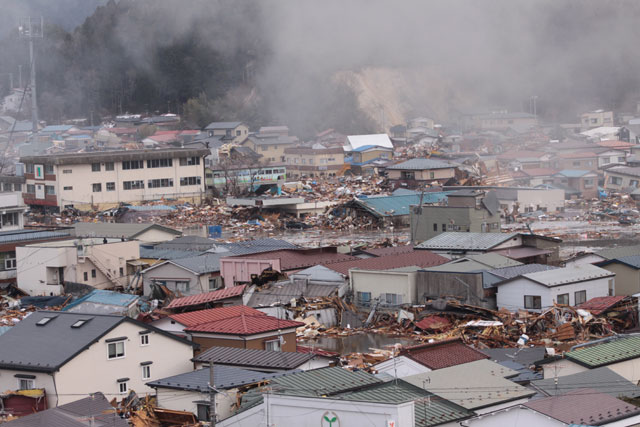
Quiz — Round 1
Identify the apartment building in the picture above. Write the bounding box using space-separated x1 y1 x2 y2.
581 109 614 130
20 147 209 210
284 146 345 178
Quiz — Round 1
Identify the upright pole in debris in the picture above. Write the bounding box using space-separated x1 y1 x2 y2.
209 362 216 426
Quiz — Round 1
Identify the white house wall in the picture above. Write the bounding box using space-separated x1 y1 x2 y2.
142 263 203 296
497 276 612 311
350 270 416 304
53 321 194 405
463 406 563 427
155 387 237 421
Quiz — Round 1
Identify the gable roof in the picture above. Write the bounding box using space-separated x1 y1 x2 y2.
488 263 558 280
270 366 381 397
325 250 448 276
165 285 246 310
193 346 315 370
553 169 597 178
606 165 640 178
228 248 359 271
0 311 194 373
169 305 265 327
147 366 297 392
498 263 614 288
336 379 474 427
451 253 522 269
524 388 640 425
415 232 519 251
400 339 489 369
185 313 303 335
598 254 640 269
2 392 127 427
596 244 640 260
404 359 535 410
74 222 180 239
565 335 640 368
531 367 640 399
386 158 453 171
169 252 226 274
154 235 217 251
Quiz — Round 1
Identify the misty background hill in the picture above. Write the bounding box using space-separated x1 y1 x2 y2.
2 0 640 138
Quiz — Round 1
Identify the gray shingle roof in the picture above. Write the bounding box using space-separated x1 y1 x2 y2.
0 311 194 372
2 392 127 427
147 366 298 392
193 346 315 370
416 232 519 251
532 367 640 399
386 158 453 170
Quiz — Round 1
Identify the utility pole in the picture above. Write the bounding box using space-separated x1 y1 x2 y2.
18 17 43 132
209 362 216 426
18 65 22 89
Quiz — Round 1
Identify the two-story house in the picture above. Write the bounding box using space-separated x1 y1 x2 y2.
204 121 249 144
0 311 196 407
284 146 345 178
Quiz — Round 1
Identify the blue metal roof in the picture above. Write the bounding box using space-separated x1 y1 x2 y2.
555 169 594 178
355 193 449 217
62 290 138 311
41 125 74 132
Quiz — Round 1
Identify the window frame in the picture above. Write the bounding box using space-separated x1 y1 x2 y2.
524 295 542 310
118 381 128 394
140 334 150 346
18 378 35 390
142 365 151 380
575 290 587 305
557 293 569 305
91 163 101 172
92 183 102 193
265 339 281 352
107 340 126 360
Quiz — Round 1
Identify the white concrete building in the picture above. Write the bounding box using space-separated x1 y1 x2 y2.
495 263 615 312
17 238 140 295
0 311 195 407
350 267 419 306
20 147 209 210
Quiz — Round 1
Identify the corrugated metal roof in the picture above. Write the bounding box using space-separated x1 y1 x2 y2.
193 346 314 370
489 263 558 280
353 193 448 217
554 169 595 177
532 367 640 398
462 253 522 268
165 285 246 309
566 336 640 368
139 247 195 260
205 121 242 130
524 388 640 425
386 158 453 170
270 366 381 397
404 359 535 410
336 380 473 427
74 222 180 238
221 238 298 255
147 366 298 392
577 296 629 315
516 263 614 288
248 281 339 307
415 232 519 251
0 229 71 244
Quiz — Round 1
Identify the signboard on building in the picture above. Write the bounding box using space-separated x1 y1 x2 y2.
34 164 44 180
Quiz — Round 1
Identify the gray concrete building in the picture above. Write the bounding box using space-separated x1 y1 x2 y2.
410 189 500 244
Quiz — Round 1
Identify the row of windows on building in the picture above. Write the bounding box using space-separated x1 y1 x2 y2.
356 291 402 306
524 291 587 309
61 177 202 193
286 157 338 165
25 184 55 195
26 157 202 175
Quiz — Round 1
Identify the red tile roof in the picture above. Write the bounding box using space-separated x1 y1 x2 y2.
169 305 265 327
166 285 246 310
400 339 489 369
525 388 640 425
361 245 415 257
325 251 448 276
597 140 635 149
231 248 359 271
577 295 627 315
185 313 303 335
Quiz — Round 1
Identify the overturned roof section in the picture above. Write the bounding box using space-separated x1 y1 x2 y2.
350 193 448 218
345 134 393 150
165 285 246 310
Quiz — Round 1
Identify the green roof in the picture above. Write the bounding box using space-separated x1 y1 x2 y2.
566 336 640 368
337 380 473 426
270 366 381 397
352 193 449 218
